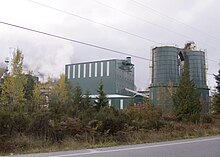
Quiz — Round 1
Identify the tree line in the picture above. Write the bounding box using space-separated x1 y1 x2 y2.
0 49 220 152
0 49 163 143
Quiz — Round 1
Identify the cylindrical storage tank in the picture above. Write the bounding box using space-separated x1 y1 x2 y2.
150 46 179 108
183 50 207 88
151 46 179 86
183 50 209 112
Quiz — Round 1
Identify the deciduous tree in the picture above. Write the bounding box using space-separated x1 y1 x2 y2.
1 49 27 111
49 75 70 119
32 83 45 112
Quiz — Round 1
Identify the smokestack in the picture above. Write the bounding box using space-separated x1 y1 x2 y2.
126 57 131 64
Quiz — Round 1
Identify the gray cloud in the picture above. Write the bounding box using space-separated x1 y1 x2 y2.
0 0 219 89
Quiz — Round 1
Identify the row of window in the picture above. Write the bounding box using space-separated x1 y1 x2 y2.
95 99 124 109
67 61 110 79
108 99 124 109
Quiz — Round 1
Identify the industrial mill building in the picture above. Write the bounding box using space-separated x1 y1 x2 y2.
65 57 135 109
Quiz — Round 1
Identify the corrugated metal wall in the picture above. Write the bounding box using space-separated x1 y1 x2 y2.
150 46 209 112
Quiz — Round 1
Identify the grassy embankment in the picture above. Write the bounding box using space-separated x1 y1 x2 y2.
1 115 220 156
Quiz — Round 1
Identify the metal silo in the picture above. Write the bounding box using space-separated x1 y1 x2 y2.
150 46 179 109
151 46 179 86
182 50 209 112
149 42 209 112
182 50 206 88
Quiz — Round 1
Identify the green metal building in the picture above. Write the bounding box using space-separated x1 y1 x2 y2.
65 57 135 109
149 43 209 112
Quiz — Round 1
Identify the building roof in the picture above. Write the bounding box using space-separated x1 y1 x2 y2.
88 94 131 99
66 59 118 66
65 57 132 66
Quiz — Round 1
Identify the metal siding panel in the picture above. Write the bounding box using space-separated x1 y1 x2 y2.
67 65 70 79
115 59 134 95
97 62 101 77
89 63 92 77
65 65 68 78
67 60 118 95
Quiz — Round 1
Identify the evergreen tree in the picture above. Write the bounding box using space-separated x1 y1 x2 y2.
83 91 94 109
172 62 201 122
24 73 36 100
72 85 83 111
214 69 220 92
213 69 220 113
95 82 108 111
79 91 95 123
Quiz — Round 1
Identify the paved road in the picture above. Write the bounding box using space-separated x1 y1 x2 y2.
3 136 220 157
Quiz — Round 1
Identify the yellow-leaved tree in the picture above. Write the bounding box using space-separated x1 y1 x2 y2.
1 49 27 111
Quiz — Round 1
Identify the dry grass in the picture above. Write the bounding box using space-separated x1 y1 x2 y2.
1 116 220 156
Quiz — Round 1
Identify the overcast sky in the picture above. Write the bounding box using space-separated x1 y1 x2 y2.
0 0 220 90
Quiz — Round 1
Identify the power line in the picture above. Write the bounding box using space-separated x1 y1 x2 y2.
208 59 219 63
0 21 151 61
91 0 220 65
25 0 220 63
129 0 220 43
1 21 218 65
92 0 191 42
128 0 220 54
0 21 218 78
25 0 162 45
92 0 220 54
207 73 215 76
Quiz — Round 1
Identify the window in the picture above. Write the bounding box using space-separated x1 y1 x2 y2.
101 62 103 77
78 64 80 78
72 65 75 78
120 99 124 109
83 64 86 78
89 63 92 77
108 99 112 107
107 61 110 76
95 63 97 77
